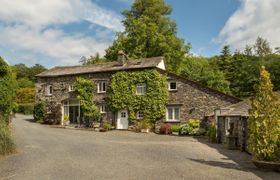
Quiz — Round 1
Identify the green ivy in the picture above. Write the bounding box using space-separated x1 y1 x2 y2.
108 69 168 123
74 77 100 119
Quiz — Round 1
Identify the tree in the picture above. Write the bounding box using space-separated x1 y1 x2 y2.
105 0 190 72
179 56 231 94
244 45 253 56
80 53 107 65
254 36 272 57
248 66 280 162
0 57 16 123
218 45 233 78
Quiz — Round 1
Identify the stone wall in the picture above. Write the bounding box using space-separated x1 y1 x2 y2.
36 72 115 124
36 69 240 127
217 116 248 151
166 73 240 123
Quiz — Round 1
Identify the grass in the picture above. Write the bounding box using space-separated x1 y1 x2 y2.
0 121 15 156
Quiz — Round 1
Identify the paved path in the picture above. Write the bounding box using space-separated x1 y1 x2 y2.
0 114 279 180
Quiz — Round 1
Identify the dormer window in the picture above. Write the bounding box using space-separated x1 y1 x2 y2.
69 85 74 92
47 85 53 95
168 81 177 91
97 81 107 93
136 83 146 95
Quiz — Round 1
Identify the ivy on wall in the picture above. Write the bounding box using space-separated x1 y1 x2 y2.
74 77 100 119
108 69 168 123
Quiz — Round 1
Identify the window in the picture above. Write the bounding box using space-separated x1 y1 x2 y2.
69 85 74 92
136 83 146 95
100 104 107 114
166 107 180 121
168 81 177 91
47 85 53 95
97 81 107 93
121 112 126 118
136 111 144 119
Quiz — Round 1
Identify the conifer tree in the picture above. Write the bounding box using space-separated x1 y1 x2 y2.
248 66 280 161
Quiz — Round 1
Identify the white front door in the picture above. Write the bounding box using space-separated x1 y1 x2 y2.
117 110 128 130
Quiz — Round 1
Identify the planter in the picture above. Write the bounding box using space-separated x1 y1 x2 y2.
141 129 150 133
252 159 280 172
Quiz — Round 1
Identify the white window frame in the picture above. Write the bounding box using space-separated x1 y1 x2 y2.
166 107 180 122
69 85 74 92
136 83 146 95
168 81 177 91
97 81 107 93
46 85 53 96
136 111 144 120
100 104 107 114
225 117 230 135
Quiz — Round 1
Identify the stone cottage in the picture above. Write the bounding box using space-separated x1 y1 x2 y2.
35 52 240 129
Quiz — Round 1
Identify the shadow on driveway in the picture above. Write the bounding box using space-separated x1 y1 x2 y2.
193 137 279 180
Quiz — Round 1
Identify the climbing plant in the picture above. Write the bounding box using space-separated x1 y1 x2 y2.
108 69 168 123
248 66 280 162
74 77 100 119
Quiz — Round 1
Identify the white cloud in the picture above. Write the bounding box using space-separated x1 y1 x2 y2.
216 0 280 50
0 0 123 66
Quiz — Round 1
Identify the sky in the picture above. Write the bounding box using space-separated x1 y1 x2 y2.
0 0 279 68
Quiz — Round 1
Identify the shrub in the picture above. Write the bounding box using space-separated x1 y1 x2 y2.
207 124 217 143
160 123 172 135
16 87 35 104
102 123 112 131
0 120 15 156
248 66 280 162
33 102 47 122
17 103 34 115
179 119 204 136
171 125 180 133
140 120 151 129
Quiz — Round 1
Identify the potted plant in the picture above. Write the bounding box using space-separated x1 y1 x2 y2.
140 120 151 133
171 125 180 135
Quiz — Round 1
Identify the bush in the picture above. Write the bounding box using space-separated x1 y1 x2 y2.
16 87 35 104
0 120 15 156
160 123 172 135
33 102 47 122
102 123 112 131
140 120 151 129
171 125 180 133
207 124 217 143
17 103 34 115
179 119 205 136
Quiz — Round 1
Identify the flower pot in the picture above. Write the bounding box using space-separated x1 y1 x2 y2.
252 159 280 172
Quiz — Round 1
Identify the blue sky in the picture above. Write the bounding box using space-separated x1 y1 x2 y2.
0 0 279 68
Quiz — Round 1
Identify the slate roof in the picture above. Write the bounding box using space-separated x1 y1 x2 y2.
36 57 164 77
217 91 280 117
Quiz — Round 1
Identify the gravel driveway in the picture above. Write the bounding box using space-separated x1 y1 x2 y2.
0 114 278 180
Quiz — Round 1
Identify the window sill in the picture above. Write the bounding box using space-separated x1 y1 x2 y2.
97 92 106 94
164 120 180 123
168 89 178 92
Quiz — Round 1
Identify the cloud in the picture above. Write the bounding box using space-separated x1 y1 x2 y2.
0 0 123 67
216 0 280 50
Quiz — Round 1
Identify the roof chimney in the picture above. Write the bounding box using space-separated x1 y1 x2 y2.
117 50 128 66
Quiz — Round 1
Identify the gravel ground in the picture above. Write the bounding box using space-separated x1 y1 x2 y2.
0 114 279 180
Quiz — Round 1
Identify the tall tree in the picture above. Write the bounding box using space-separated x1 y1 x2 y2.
248 66 280 162
179 56 231 94
105 0 190 72
254 36 272 57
